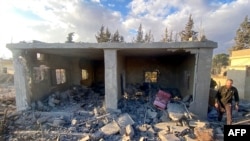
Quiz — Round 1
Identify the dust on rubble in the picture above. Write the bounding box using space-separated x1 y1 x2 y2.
0 73 16 140
1 80 250 141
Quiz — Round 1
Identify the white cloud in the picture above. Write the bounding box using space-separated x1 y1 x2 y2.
0 0 250 58
91 0 100 3
124 0 250 54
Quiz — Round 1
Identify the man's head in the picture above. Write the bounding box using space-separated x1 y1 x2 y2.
225 79 233 89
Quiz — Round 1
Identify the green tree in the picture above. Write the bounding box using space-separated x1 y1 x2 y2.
144 30 154 43
95 25 111 43
180 15 198 41
232 15 250 50
162 27 173 42
65 32 74 43
162 27 169 42
111 30 124 42
135 24 144 43
211 53 229 75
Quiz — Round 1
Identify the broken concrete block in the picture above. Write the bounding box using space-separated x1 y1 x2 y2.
116 113 135 128
71 119 78 126
93 107 99 117
194 127 214 141
121 135 131 141
52 119 65 127
170 126 189 134
158 132 180 141
48 99 55 107
139 137 147 141
125 124 134 137
138 124 150 132
36 116 49 124
91 130 103 140
78 110 92 116
80 135 91 141
154 122 176 131
147 127 156 137
147 109 157 119
184 135 197 141
100 121 120 135
160 112 171 122
189 120 210 128
167 103 185 121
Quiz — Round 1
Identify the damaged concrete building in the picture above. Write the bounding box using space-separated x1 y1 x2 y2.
7 41 217 119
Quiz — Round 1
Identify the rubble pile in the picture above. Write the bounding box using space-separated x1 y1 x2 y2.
1 83 250 141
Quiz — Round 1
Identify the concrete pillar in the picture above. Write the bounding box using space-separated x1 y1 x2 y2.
104 49 118 110
189 49 213 119
12 50 31 111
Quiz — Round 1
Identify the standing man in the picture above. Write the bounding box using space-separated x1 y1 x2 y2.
215 79 239 125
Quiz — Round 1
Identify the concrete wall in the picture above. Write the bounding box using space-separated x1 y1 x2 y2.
125 54 195 98
177 54 195 97
227 66 247 99
79 58 95 87
125 56 178 88
70 57 81 85
117 53 125 99
93 60 104 84
189 48 213 119
30 53 73 101
0 59 14 74
245 67 250 100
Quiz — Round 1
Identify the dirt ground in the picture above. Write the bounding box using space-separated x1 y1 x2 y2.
0 73 16 139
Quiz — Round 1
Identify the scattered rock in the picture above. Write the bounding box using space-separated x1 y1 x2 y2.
100 121 120 135
189 120 210 128
158 131 180 141
71 119 78 126
80 135 91 141
37 116 49 124
154 122 177 131
125 124 134 137
147 109 157 119
167 103 186 121
116 113 135 128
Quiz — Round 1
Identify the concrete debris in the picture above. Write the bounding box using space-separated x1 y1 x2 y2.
158 131 180 141
2 83 250 141
116 113 135 128
167 102 186 121
125 124 134 137
100 121 120 135
189 120 210 128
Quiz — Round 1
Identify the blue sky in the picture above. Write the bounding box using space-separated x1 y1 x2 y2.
0 0 249 58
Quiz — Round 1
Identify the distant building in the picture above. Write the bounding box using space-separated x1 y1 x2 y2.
0 58 14 74
227 49 250 100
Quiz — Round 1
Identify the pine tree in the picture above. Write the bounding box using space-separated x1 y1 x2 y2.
180 15 197 41
66 32 74 43
111 30 124 42
162 27 169 42
95 25 106 43
233 15 250 50
135 24 144 43
104 28 111 42
169 31 173 42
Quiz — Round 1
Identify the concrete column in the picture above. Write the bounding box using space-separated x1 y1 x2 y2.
189 49 213 119
12 50 31 111
104 49 118 110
